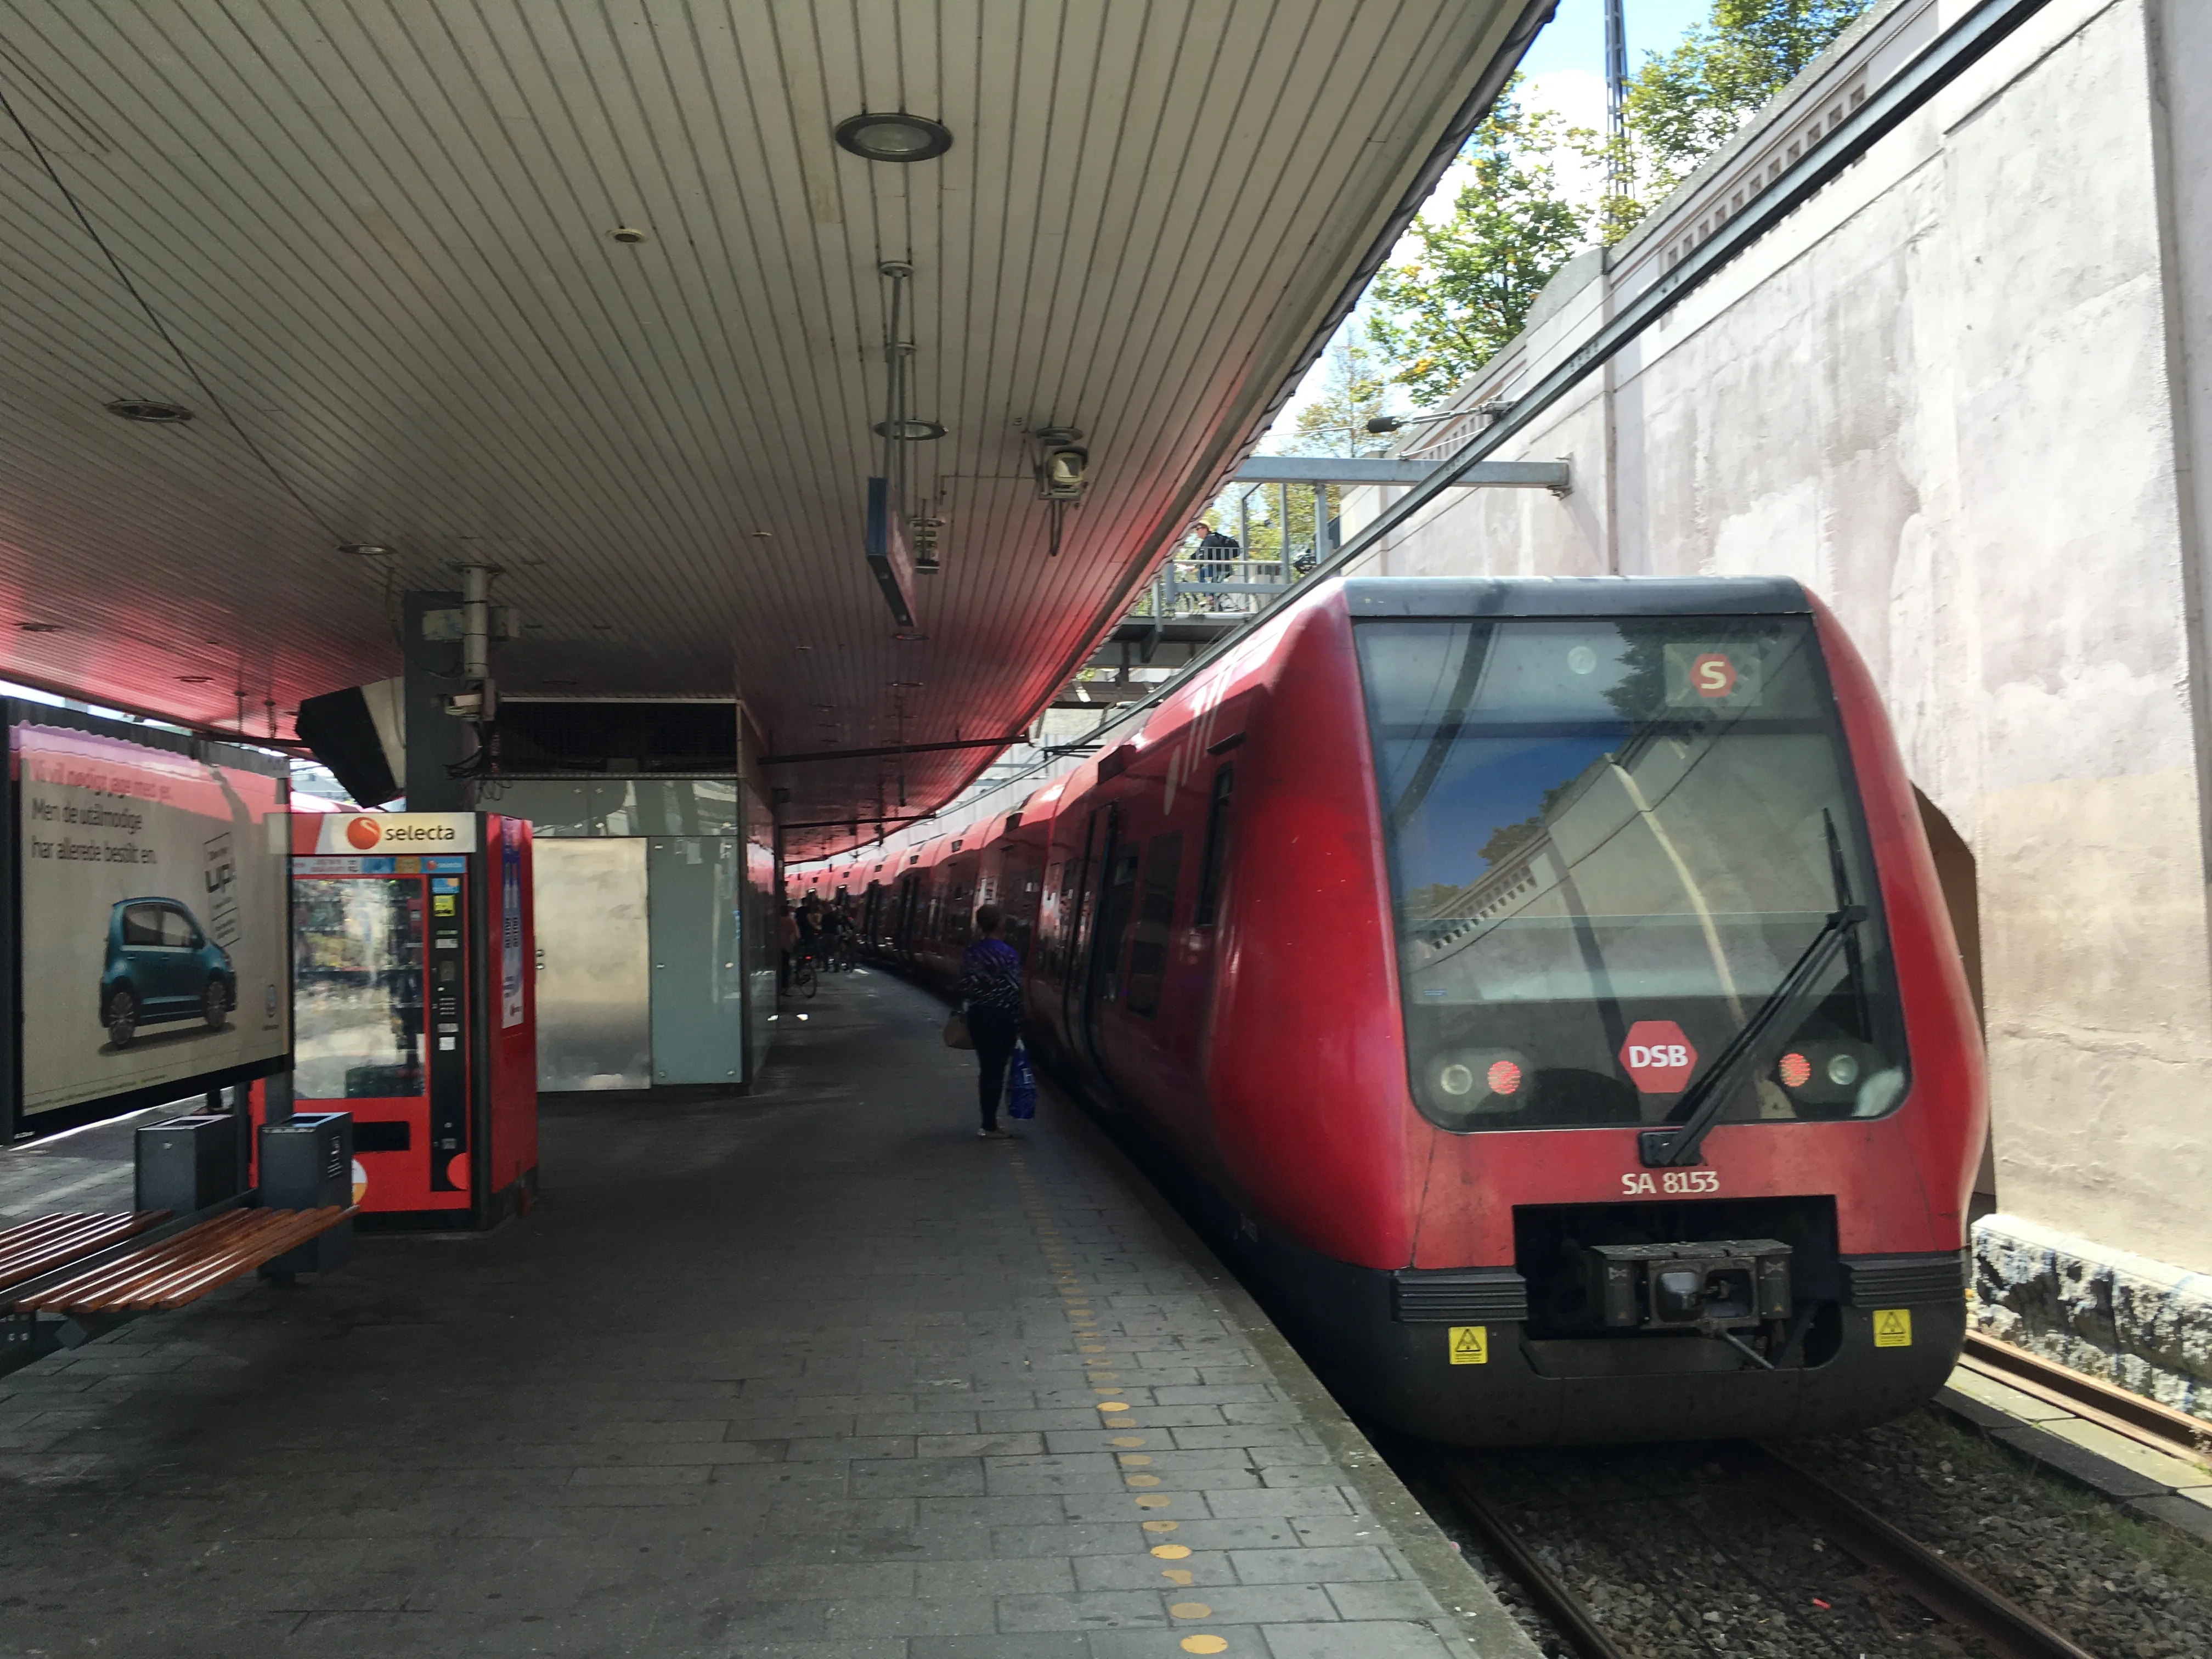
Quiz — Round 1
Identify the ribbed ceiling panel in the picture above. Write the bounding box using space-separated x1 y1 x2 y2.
0 0 1527 852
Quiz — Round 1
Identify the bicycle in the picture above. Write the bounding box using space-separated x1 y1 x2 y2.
789 946 819 997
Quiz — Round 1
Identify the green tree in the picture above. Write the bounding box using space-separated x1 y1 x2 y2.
1356 2 1874 407
1282 326 1397 458
1367 80 1589 407
1594 0 1871 240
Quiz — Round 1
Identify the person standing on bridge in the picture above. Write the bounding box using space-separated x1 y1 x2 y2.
958 905 1026 1138
1194 520 1239 610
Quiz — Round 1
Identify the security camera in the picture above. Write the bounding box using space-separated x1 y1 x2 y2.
1037 443 1088 501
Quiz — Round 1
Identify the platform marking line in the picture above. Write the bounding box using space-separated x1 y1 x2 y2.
1169 1602 1213 1618
1005 1153 1183 1537
1182 1637 1228 1655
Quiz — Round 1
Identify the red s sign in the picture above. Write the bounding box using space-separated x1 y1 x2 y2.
1691 653 1737 698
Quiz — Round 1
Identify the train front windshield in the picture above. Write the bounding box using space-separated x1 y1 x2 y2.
1356 614 1908 1132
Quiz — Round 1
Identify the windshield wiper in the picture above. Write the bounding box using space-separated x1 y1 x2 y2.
1639 813 1865 1169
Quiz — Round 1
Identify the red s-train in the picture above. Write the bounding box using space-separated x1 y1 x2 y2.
798 577 1985 1445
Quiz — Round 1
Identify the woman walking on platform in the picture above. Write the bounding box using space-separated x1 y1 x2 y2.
958 905 1025 1138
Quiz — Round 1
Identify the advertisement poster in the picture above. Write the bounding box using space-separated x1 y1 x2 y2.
15 723 290 1117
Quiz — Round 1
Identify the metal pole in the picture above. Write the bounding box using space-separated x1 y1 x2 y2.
1604 0 1629 214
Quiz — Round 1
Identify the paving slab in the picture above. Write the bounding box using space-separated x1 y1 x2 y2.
0 968 1533 1657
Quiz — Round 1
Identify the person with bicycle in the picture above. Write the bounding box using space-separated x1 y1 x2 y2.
823 903 853 972
788 898 826 994
777 900 800 992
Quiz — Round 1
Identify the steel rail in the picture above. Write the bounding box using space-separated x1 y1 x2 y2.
1743 1442 2099 1659
1961 1333 2212 1469
1428 1452 1633 1659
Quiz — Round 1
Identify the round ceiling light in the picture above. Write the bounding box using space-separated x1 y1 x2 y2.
834 111 953 162
105 399 193 423
338 543 395 557
872 419 947 441
177 674 214 684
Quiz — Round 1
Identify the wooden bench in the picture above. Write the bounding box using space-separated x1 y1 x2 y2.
0 1211 170 1295
0 1204 352 1373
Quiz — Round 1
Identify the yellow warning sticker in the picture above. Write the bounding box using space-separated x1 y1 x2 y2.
1874 1308 1912 1348
1449 1325 1489 1365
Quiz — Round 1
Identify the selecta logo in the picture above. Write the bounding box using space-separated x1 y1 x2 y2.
344 817 382 850
1620 1020 1698 1093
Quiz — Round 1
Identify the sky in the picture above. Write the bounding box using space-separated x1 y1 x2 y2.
1261 0 1715 444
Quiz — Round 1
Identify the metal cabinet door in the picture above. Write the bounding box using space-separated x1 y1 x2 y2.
647 837 744 1086
532 839 652 1091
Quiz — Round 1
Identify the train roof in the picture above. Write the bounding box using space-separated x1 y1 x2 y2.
1340 575 1810 618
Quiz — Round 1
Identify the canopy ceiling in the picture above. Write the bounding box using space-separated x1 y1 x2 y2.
0 0 1541 855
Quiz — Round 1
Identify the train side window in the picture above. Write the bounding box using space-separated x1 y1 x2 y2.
1124 833 1183 1017
1193 765 1234 926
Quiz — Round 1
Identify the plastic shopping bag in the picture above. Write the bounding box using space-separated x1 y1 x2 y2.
1007 1043 1037 1120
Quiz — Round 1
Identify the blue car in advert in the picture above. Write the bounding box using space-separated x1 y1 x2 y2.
100 898 236 1048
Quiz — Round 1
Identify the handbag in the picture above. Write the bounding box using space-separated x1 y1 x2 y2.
1007 1043 1037 1120
943 1011 974 1050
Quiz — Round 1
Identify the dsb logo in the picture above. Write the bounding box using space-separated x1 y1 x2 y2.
1619 1020 1698 1093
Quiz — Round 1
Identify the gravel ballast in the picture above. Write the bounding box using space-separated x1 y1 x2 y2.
1380 1405 2212 1659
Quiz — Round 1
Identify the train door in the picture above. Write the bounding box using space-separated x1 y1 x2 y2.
1083 818 1143 1075
1058 808 1104 1040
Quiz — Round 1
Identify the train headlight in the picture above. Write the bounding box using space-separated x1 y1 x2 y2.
1486 1059 1522 1096
1825 1052 1860 1087
1437 1063 1476 1096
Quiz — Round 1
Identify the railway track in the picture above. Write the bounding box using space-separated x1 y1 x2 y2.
1426 1441 2102 1659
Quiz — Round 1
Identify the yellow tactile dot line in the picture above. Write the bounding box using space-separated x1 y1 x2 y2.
1005 1156 1182 1566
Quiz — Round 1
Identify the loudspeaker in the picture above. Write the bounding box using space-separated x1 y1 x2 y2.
295 678 405 806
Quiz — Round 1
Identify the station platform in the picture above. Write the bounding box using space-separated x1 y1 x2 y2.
0 969 1530 1659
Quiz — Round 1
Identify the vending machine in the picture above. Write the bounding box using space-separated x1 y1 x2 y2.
285 812 537 1228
